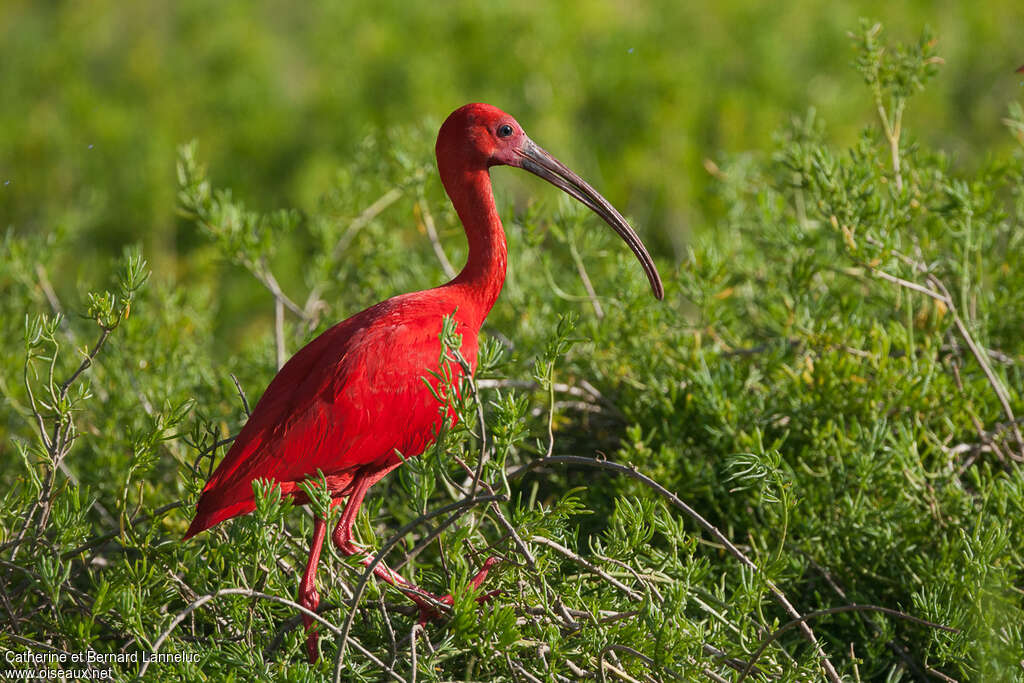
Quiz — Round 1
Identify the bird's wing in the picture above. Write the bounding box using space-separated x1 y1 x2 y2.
186 297 473 536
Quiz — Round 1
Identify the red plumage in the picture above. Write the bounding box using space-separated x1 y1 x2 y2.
184 294 478 539
184 103 662 663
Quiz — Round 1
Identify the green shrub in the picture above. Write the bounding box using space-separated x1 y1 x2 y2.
2 22 1022 682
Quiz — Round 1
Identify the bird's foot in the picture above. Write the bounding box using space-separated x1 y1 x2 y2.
413 557 501 625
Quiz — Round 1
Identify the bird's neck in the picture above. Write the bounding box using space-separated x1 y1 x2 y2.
443 168 508 327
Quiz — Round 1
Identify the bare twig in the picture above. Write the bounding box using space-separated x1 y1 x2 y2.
927 275 1024 457
477 378 618 411
418 198 457 279
924 666 960 682
508 656 544 683
802 552 928 680
57 329 112 409
34 264 69 330
229 374 251 418
333 187 404 260
855 242 1024 459
251 263 307 321
11 326 114 561
949 417 1024 463
529 536 642 601
136 587 403 681
378 592 398 667
736 604 957 683
701 668 732 683
598 644 684 683
274 295 286 369
188 435 236 479
450 350 488 500
878 101 905 192
22 361 51 451
870 268 946 301
594 554 664 602
332 494 505 681
569 242 604 319
409 623 422 683
0 569 20 634
519 455 842 683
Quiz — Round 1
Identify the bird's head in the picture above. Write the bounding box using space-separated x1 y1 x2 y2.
437 103 664 300
436 102 526 168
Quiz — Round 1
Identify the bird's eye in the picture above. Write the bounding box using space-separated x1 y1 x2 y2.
497 124 514 138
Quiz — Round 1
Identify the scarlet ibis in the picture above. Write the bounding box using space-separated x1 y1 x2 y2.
184 103 664 662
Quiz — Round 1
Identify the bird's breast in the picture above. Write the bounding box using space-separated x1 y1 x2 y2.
322 299 481 469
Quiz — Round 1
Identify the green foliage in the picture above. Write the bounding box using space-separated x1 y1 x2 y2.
4 2 1024 300
2 19 1023 683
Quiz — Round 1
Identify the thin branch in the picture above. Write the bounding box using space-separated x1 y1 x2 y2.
529 536 643 601
34 264 69 332
23 359 51 451
10 325 114 560
450 350 488 500
871 269 946 301
598 644 669 683
802 551 928 681
135 587 403 682
477 378 618 414
924 666 960 682
737 604 957 683
189 435 236 479
409 623 422 683
594 554 664 602
274 295 286 369
700 668 732 683
948 417 1024 461
508 656 545 683
252 263 307 320
229 374 251 418
57 328 112 404
418 198 457 279
332 494 505 681
333 187 404 260
872 84 904 192
856 244 1024 459
569 242 604 319
947 344 1011 467
519 455 842 683
0 570 20 635
927 275 1024 457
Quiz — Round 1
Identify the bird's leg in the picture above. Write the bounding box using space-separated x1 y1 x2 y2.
331 473 500 624
408 557 501 625
299 515 328 663
330 474 418 588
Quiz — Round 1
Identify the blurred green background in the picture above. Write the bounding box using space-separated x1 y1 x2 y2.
2 0 1022 300
3 4 1023 676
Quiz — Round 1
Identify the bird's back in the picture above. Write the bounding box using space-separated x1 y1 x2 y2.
185 290 481 538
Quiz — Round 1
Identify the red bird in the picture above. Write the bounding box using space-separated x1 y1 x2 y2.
184 103 664 662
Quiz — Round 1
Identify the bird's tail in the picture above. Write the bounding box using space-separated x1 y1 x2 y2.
183 491 256 539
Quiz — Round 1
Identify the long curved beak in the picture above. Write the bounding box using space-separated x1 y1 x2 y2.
514 139 664 300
